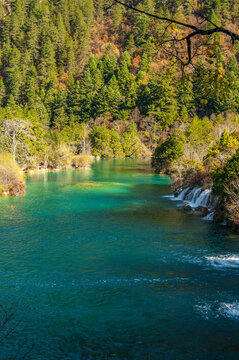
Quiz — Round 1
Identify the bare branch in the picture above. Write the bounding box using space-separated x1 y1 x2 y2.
111 0 239 66
111 0 198 30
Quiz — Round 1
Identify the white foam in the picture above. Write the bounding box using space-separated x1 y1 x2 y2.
203 211 215 221
186 189 211 208
206 255 239 269
162 195 180 201
181 256 203 266
219 302 239 319
195 303 212 320
176 187 190 200
175 187 219 210
195 301 239 321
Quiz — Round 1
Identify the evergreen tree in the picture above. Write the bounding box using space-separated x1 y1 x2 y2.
225 55 239 112
0 77 6 106
177 75 194 121
99 55 117 83
139 66 178 129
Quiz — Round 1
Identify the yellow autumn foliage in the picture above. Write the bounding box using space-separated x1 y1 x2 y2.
0 152 25 196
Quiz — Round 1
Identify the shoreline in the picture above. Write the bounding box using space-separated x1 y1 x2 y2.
22 165 92 175
172 185 239 232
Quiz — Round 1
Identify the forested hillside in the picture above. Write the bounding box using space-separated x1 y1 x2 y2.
0 0 238 225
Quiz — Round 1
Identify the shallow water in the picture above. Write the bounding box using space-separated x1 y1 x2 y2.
0 159 239 359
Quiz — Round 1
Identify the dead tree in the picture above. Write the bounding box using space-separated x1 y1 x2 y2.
1 118 32 161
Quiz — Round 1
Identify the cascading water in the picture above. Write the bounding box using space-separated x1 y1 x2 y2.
192 189 211 208
187 188 203 204
176 187 190 200
176 187 218 208
174 187 219 221
203 211 215 221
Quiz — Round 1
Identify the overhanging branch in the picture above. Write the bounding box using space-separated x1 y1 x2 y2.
110 0 239 67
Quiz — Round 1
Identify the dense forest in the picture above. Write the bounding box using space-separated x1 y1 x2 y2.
0 0 238 226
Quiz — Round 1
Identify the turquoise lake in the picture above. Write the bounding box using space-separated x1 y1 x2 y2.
0 159 239 359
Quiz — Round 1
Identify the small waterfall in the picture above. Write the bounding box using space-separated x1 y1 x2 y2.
209 194 219 210
193 189 211 208
177 187 190 200
203 211 215 221
187 188 203 204
175 187 219 211
172 186 221 222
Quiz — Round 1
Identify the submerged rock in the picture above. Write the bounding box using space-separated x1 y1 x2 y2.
74 183 102 187
182 204 193 212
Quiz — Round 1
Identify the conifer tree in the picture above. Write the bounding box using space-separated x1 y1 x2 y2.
139 66 178 129
99 55 117 83
0 78 6 106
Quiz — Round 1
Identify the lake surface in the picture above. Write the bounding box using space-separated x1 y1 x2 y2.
0 159 239 360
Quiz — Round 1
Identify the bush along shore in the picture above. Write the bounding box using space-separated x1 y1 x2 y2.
0 150 94 197
152 124 239 231
0 152 25 196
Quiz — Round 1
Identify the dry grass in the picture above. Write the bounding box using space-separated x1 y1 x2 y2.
71 154 94 168
0 152 25 196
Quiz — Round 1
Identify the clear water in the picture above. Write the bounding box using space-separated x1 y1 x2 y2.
0 159 239 360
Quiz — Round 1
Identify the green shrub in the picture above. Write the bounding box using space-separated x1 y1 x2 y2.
152 134 184 174
204 129 238 168
212 149 239 196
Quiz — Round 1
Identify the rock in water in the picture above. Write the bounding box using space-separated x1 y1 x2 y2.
194 206 209 217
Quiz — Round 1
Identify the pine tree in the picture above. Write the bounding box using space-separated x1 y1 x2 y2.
132 3 150 45
117 51 132 96
73 9 91 70
99 55 117 83
0 77 6 106
67 68 95 122
142 66 178 129
93 76 122 118
39 36 57 85
112 4 124 31
225 55 239 112
177 75 194 120
23 65 38 105
51 88 68 129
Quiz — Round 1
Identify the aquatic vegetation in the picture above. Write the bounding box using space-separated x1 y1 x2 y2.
74 182 102 187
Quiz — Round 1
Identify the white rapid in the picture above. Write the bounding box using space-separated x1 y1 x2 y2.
203 211 215 221
176 187 191 200
175 186 219 221
176 187 214 208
